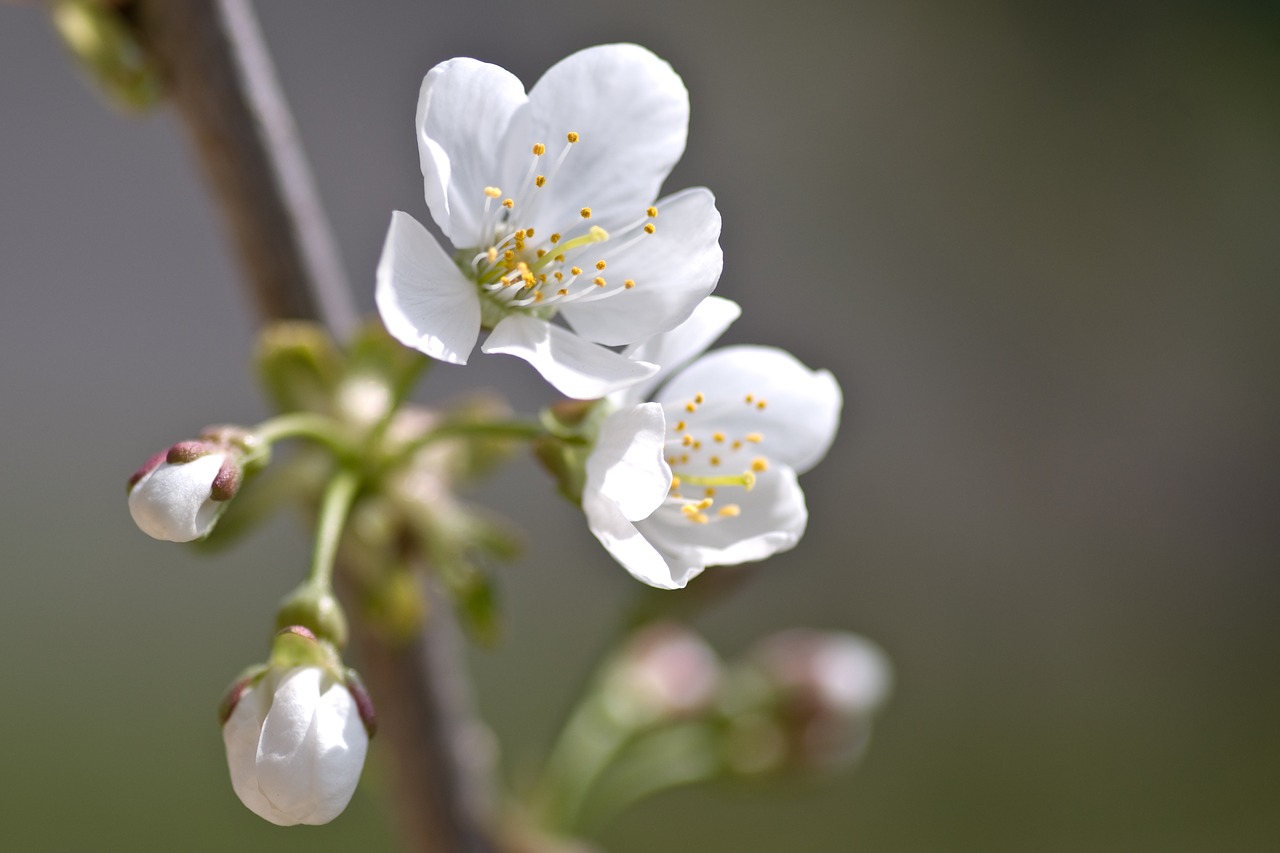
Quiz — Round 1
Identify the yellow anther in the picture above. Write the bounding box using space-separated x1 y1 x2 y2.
718 504 741 517
557 289 569 297
595 260 606 270
503 250 515 262
696 498 714 510
593 277 606 286
732 440 742 450
670 475 681 490
710 456 721 466
666 456 676 465
484 186 502 198
516 261 530 272
570 266 583 276
751 457 769 472
694 392 705 404
704 487 716 497
534 291 544 302
746 432 764 443
515 229 526 240
692 440 702 450
643 223 656 234
554 253 565 262
532 143 546 156
682 434 693 447
580 207 592 219
624 279 636 289
756 400 768 410
502 198 515 209
745 394 754 404
537 249 548 258
567 131 580 143
713 432 725 443
647 206 658 218
526 228 535 238
554 271 564 281
681 504 700 518
538 273 547 283
692 512 710 524
486 247 498 263
550 233 561 243
685 402 696 413
535 175 546 187
680 453 690 464
674 420 686 432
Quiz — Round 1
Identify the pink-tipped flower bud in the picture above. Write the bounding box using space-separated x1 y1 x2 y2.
749 630 892 771
126 435 248 542
220 629 374 826
604 623 721 726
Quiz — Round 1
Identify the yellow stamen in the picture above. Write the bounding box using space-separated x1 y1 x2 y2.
486 247 498 263
567 131 580 143
746 432 764 443
713 432 725 443
694 392 705 404
756 400 768 410
484 186 502 198
557 289 569 296
570 266 583 276
646 206 658 218
595 260 606 270
624 279 635 289
502 198 514 209
550 233 561 243
710 456 721 466
718 504 741 517
751 457 769 473
535 175 546 187
674 420 686 432
532 143 546 156
580 207 592 219
593 277 606 286
643 223 656 234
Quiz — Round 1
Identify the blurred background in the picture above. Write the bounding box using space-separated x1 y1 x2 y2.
2 1 1278 850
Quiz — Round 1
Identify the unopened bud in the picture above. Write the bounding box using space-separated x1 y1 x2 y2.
221 640 373 826
603 623 721 726
749 630 892 771
275 585 349 650
128 443 238 542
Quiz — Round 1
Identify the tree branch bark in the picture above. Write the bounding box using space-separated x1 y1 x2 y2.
130 2 494 850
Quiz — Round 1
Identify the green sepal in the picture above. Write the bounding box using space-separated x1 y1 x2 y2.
268 625 340 674
255 322 344 415
533 436 589 506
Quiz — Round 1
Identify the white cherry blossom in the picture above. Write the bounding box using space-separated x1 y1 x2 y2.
127 443 237 542
223 664 370 826
377 43 723 399
583 298 842 588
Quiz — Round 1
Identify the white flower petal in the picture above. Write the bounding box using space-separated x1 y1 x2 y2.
416 58 527 247
611 296 742 408
638 466 808 567
223 680 278 824
298 680 368 825
585 403 672 520
560 187 723 346
583 489 705 590
655 346 842 474
376 211 481 365
254 667 323 823
127 453 226 542
513 44 689 235
481 315 659 399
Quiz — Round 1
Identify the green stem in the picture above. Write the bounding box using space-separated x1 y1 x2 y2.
538 693 635 834
308 467 361 592
387 419 552 469
255 411 351 456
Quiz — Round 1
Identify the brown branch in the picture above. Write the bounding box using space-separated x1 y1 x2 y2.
129 1 494 850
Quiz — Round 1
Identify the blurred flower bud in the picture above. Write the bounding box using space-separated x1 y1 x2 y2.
220 627 375 826
748 630 892 771
603 623 722 727
275 584 349 650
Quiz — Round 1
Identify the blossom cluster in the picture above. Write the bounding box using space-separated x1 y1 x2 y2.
378 43 842 589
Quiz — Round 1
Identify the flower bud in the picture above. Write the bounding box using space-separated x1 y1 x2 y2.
220 629 374 826
602 623 721 727
127 442 240 542
127 427 264 542
748 630 892 771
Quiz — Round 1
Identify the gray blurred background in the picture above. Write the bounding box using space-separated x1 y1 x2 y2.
2 1 1278 850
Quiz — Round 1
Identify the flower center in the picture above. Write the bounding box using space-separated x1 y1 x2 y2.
462 132 659 319
662 391 771 525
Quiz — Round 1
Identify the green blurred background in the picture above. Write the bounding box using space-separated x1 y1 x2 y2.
2 1 1278 850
